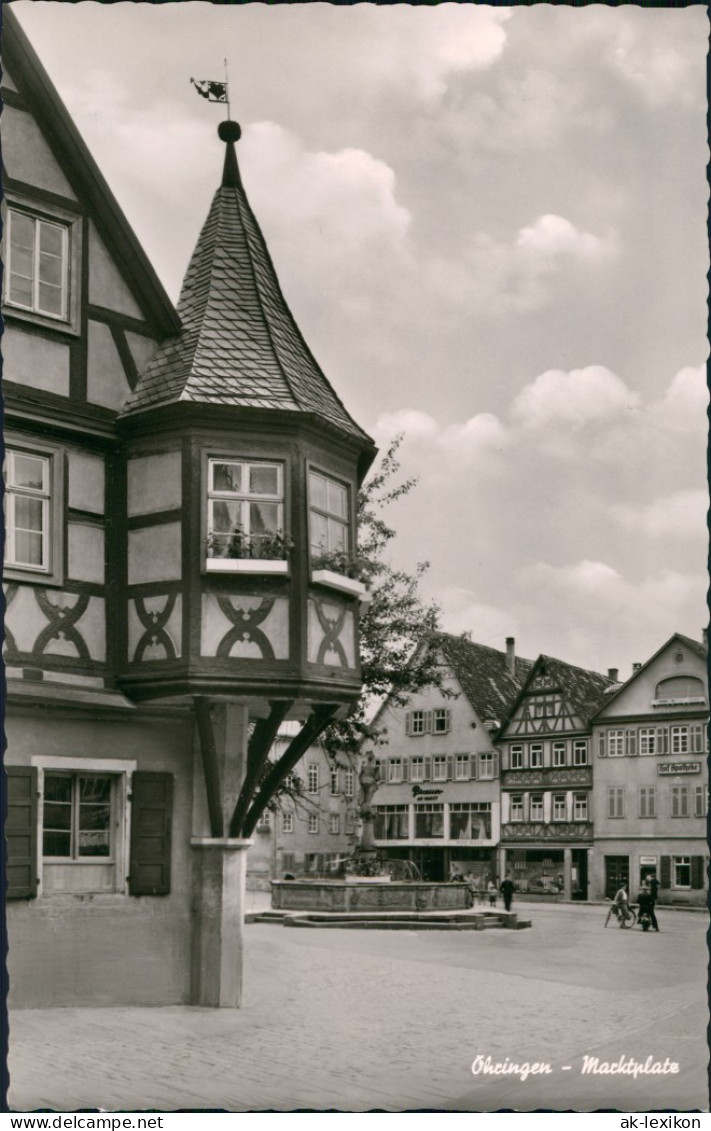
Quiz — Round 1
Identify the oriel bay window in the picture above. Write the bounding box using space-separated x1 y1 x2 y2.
374 805 408 840
207 458 286 562
414 803 444 838
309 470 350 560
449 803 491 841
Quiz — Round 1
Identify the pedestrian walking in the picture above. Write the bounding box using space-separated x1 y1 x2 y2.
645 872 660 932
500 874 515 912
613 883 632 927
487 879 497 907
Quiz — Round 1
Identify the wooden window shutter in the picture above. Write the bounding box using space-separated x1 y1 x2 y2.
423 756 432 780
446 755 454 781
405 713 413 737
690 724 704 753
492 751 500 779
424 710 433 734
470 755 478 781
626 730 638 756
6 766 38 900
598 733 606 757
659 855 671 889
402 759 409 782
658 727 669 755
129 772 173 896
690 856 705 890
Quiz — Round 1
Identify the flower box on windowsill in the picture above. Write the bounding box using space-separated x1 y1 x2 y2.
311 569 368 600
206 558 290 575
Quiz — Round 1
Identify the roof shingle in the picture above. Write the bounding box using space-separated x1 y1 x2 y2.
121 132 371 444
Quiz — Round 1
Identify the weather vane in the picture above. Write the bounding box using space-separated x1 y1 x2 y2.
190 58 232 120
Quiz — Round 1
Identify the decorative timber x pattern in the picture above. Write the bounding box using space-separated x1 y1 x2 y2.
501 821 593 842
502 767 592 787
133 595 178 662
33 591 91 660
313 596 348 667
215 595 276 660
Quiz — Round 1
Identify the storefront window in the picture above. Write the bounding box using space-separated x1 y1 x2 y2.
449 803 491 840
374 806 408 840
414 804 444 838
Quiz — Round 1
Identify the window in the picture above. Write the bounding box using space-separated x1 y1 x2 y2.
307 814 319 835
654 676 706 705
533 696 559 718
6 207 69 320
43 772 113 860
673 856 691 888
695 785 708 818
282 811 293 834
639 787 656 819
307 764 319 793
410 757 425 782
573 741 588 766
671 785 689 818
374 805 408 840
509 795 523 822
256 812 270 831
449 803 491 840
344 769 354 798
639 728 656 756
454 754 469 781
530 744 543 768
330 768 339 796
5 448 52 572
510 745 523 770
432 755 447 782
552 794 567 821
432 708 450 734
407 710 428 736
573 793 587 821
608 731 624 757
478 753 495 780
607 787 625 818
552 742 566 767
529 794 544 821
329 813 340 835
670 726 689 755
309 470 349 557
207 459 284 561
388 758 403 784
414 803 444 838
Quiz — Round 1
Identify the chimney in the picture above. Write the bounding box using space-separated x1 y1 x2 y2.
632 662 641 673
506 637 516 676
607 668 619 682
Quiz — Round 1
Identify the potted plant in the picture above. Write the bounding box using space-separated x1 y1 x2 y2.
205 527 293 573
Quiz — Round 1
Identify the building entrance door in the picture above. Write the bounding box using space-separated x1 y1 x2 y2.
572 848 588 900
410 848 444 882
604 855 629 900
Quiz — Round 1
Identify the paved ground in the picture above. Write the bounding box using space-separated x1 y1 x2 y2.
7 901 708 1113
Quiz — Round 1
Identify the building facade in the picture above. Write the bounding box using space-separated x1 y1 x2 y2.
367 635 530 883
246 726 359 887
497 656 614 900
591 633 708 906
3 11 374 1007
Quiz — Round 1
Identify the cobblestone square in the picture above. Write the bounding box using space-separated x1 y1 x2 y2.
8 902 708 1113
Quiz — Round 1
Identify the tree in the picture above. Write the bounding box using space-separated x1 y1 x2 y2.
320 435 447 859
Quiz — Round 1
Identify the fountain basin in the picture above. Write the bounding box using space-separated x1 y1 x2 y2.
271 879 471 913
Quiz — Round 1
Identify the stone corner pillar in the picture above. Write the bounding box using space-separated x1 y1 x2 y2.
563 846 573 901
190 837 253 1007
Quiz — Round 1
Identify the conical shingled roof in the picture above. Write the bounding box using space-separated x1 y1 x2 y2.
122 123 371 444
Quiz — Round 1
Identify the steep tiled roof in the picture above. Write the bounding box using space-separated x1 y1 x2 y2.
674 633 707 661
529 655 614 723
122 126 371 444
433 633 533 724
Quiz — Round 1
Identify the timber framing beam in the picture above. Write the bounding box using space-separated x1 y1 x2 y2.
229 700 292 838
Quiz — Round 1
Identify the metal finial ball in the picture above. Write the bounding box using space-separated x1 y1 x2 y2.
218 121 241 143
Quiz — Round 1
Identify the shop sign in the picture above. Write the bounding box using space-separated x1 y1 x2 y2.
657 761 700 776
640 856 656 866
411 785 444 799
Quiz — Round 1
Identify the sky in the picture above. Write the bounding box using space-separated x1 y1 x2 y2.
12 2 709 678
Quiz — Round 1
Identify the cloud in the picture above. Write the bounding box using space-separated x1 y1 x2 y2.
516 214 610 260
372 408 509 469
610 489 709 541
511 366 640 431
240 122 411 249
439 587 519 647
605 10 708 109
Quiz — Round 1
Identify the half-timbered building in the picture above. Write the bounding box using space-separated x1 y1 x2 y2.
496 656 614 900
3 10 374 1007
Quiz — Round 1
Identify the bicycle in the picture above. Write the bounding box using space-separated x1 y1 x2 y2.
604 900 637 928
